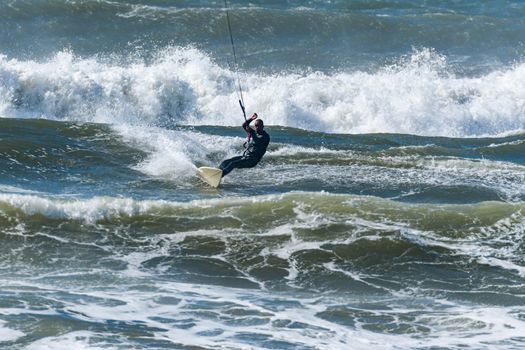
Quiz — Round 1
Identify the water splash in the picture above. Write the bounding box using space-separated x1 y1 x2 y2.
1 48 524 137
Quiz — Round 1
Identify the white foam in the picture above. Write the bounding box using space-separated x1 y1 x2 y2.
2 192 525 349
1 48 525 137
0 185 43 195
2 190 525 281
0 193 170 222
6 277 525 350
113 125 201 179
0 192 296 222
24 331 107 350
0 320 24 342
267 145 344 157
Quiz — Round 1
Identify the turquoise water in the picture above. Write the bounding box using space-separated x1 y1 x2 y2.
1 1 525 349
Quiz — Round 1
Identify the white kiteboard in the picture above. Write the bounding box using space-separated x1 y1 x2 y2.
197 167 223 188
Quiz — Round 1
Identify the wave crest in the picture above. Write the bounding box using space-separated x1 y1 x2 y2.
1 48 524 137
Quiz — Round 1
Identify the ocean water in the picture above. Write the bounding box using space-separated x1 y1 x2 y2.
1 1 525 349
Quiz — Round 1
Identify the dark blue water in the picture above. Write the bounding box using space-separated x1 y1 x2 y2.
1 1 525 349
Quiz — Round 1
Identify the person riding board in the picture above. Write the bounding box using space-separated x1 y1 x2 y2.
219 113 270 177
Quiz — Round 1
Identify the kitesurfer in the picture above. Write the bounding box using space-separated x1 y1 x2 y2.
219 113 270 177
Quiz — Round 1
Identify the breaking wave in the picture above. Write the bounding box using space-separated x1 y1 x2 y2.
1 47 524 137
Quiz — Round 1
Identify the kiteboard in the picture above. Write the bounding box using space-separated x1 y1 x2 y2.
197 167 223 188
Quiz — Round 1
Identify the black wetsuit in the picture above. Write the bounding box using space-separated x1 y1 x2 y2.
219 119 270 177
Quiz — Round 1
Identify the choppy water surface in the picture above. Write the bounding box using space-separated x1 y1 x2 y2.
1 1 525 349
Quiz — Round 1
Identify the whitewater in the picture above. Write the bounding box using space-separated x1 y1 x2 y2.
1 47 525 137
1 1 525 349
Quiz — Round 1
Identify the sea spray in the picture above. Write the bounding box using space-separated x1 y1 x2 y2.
2 48 525 137
2 1 525 349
